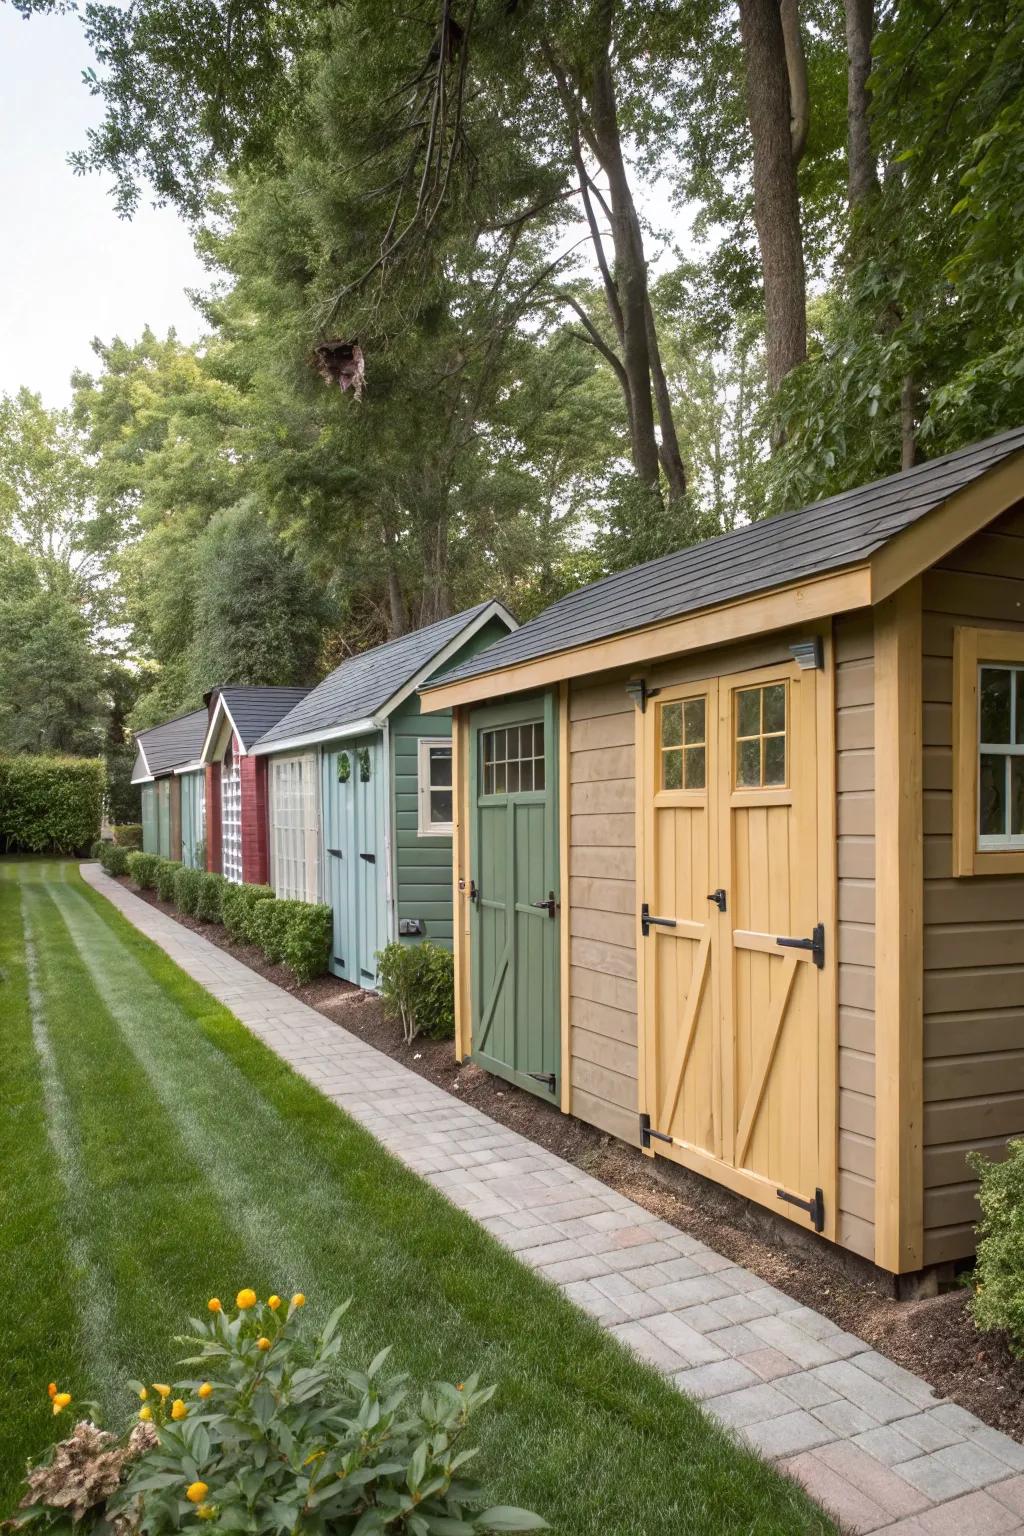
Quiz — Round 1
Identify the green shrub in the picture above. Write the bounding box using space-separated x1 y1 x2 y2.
99 843 129 877
0 755 104 854
156 858 181 902
250 898 291 965
12 1293 546 1536
195 871 227 924
221 881 275 944
90 838 105 860
970 1138 1024 1351
280 900 332 984
111 823 143 849
377 940 455 1044
172 864 203 917
125 851 160 890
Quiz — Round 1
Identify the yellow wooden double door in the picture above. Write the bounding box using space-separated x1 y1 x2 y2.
640 661 834 1236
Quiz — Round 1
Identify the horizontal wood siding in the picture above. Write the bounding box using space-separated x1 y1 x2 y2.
835 612 876 1262
921 506 1024 1265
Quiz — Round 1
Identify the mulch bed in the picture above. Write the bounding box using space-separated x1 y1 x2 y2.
111 872 1024 1443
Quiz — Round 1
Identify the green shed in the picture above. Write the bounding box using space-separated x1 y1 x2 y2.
132 707 209 863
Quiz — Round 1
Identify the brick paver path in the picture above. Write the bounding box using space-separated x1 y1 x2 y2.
83 863 1024 1535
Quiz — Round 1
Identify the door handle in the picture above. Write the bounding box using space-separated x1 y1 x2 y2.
707 888 727 912
469 880 481 907
530 890 558 919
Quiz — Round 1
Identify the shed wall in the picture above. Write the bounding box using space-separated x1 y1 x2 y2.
921 506 1024 1265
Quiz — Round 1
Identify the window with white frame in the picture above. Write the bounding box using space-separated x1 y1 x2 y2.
269 754 320 900
978 664 1024 848
221 745 243 884
417 738 453 835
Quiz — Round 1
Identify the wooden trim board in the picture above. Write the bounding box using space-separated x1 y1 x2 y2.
558 681 571 1114
452 707 471 1061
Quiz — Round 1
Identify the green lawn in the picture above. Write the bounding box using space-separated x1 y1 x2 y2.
0 858 835 1533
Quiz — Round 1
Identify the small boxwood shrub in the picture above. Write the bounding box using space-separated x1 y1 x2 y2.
111 822 143 849
90 838 105 860
156 858 181 903
0 754 104 854
376 940 455 1044
222 881 275 944
280 900 332 984
250 898 291 965
98 842 129 877
126 850 160 890
196 871 227 924
172 864 203 917
970 1139 1024 1352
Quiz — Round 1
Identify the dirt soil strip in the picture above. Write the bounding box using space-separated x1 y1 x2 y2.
118 877 1024 1444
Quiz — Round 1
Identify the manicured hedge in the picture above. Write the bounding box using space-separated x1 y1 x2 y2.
247 895 331 983
173 864 203 917
0 755 104 854
126 850 161 890
221 881 275 944
98 842 129 877
111 823 143 849
377 941 455 1043
156 858 181 903
196 871 227 923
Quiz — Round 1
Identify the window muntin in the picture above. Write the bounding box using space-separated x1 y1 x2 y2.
418 739 454 835
734 682 787 788
270 754 320 901
659 696 706 790
481 722 544 796
978 663 1024 846
221 746 243 884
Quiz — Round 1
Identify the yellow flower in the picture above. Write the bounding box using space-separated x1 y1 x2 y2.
171 1399 188 1421
256 1337 270 1352
198 1382 213 1400
153 1384 171 1400
139 1406 153 1423
208 1298 222 1313
47 1383 57 1400
267 1295 281 1311
186 1482 209 1504
52 1393 72 1415
291 1292 306 1309
138 1387 148 1402
236 1288 257 1310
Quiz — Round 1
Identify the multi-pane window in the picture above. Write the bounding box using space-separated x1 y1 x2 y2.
481 722 545 795
735 682 787 788
221 746 243 884
659 697 706 790
418 739 454 835
270 754 320 900
978 665 1024 846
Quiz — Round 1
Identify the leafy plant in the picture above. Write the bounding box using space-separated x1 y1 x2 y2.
195 872 227 924
111 824 143 849
99 842 129 877
156 859 181 903
0 755 105 855
376 942 455 1045
172 865 203 918
250 899 291 965
221 881 275 944
11 1292 547 1536
90 839 105 861
125 852 161 891
279 901 332 985
970 1139 1024 1352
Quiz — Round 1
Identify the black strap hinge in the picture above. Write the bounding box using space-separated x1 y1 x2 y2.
776 922 825 968
359 851 376 863
641 903 677 938
528 1072 557 1094
639 1113 673 1149
777 1185 825 1233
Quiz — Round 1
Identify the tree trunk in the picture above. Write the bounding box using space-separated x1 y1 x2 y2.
845 0 877 207
645 298 687 503
780 0 809 163
738 0 807 397
900 374 916 470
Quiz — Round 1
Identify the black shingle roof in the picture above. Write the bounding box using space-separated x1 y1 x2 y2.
255 603 505 749
216 687 312 750
427 426 1024 689
133 707 209 780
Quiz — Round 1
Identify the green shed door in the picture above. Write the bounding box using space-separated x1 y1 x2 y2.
469 693 559 1100
321 737 386 989
156 778 172 859
141 784 158 853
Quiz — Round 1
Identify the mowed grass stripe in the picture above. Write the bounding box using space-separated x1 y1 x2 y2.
0 871 89 1510
9 861 835 1535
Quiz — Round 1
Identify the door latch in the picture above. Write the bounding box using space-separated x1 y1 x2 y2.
707 888 727 913
469 880 481 907
641 903 677 937
776 922 825 969
530 890 558 918
528 1072 557 1094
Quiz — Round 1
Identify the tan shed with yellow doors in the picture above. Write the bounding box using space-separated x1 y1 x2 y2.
423 428 1024 1280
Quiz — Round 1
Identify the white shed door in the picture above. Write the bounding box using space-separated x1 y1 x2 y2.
221 748 243 884
270 754 319 902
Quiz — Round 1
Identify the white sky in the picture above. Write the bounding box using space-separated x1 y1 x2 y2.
0 7 209 406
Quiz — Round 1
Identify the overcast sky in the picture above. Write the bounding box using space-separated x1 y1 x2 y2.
0 7 209 406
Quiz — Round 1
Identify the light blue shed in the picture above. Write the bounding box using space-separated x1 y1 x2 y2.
132 707 208 864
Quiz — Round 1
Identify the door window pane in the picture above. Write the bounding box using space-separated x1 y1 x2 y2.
980 753 1007 836
660 701 683 747
660 696 706 790
737 737 761 787
663 749 683 789
684 746 706 790
1013 757 1024 836
737 688 761 737
764 734 786 786
734 682 787 789
980 668 1012 744
481 722 543 796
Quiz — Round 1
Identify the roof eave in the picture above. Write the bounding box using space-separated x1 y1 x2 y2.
249 717 379 757
199 694 247 764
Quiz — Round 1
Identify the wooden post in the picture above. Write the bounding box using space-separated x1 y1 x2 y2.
873 580 924 1273
559 681 571 1114
452 707 470 1062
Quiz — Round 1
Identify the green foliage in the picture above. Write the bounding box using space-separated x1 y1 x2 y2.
90 839 105 860
195 872 227 924
104 745 142 827
155 859 181 903
377 941 455 1045
277 900 332 985
111 823 142 849
125 851 161 891
0 755 104 854
13 1295 547 1536
98 842 129 877
220 881 276 944
172 864 204 918
970 1139 1024 1352
249 899 290 965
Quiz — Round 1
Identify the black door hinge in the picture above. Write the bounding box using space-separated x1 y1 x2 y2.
334 955 345 967
530 890 558 918
359 851 376 863
469 880 481 907
639 1113 673 1149
641 902 677 937
777 1186 825 1233
776 922 825 969
327 848 343 857
528 1072 557 1094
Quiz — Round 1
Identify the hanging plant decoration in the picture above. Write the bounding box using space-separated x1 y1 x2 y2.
337 752 351 784
358 748 371 783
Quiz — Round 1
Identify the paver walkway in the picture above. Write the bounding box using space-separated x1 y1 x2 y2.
83 863 1024 1535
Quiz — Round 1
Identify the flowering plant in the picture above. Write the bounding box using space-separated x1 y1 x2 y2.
10 1291 547 1535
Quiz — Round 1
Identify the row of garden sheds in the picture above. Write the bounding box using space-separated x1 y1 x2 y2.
133 426 1024 1284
